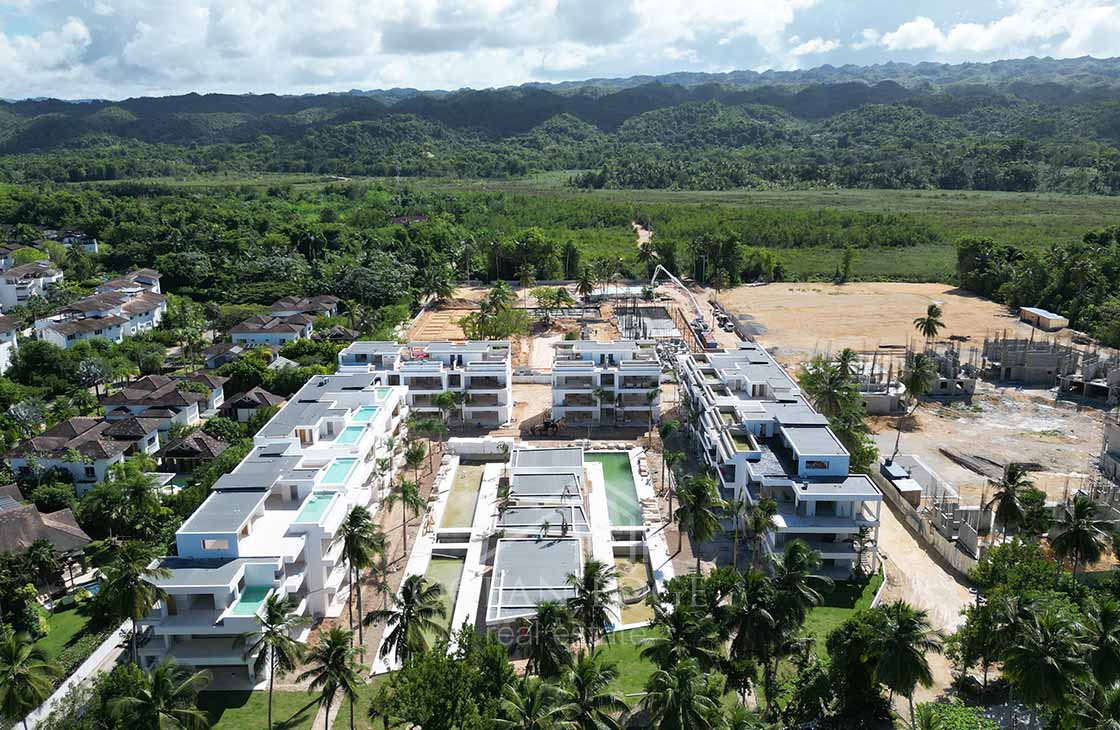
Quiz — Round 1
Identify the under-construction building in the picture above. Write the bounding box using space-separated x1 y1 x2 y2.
1103 411 1120 486
982 333 1077 386
1059 351 1120 405
834 343 977 414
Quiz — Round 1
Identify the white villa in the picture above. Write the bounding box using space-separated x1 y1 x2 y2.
677 343 882 575
0 260 62 312
551 340 662 426
338 341 513 426
36 269 166 348
0 314 18 375
138 373 407 680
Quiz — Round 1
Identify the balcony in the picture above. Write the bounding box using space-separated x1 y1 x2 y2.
467 377 505 390
406 377 444 391
618 378 660 390
466 393 502 407
561 393 596 407
555 377 595 390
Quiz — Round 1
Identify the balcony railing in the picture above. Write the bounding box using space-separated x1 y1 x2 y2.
467 377 505 390
619 379 660 390
407 378 444 390
555 377 595 389
562 394 596 407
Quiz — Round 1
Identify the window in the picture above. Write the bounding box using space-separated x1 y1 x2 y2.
805 460 828 470
84 466 96 478
202 539 229 551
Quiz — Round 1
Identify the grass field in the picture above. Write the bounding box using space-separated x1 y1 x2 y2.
802 574 884 658
201 690 318 730
34 606 93 660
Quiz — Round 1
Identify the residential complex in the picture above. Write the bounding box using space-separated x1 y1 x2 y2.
138 373 408 679
0 260 62 312
0 314 18 375
550 340 662 426
677 343 882 575
338 341 513 426
230 314 314 347
35 269 165 348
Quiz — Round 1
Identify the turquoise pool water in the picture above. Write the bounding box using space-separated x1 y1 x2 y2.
586 452 642 526
298 492 336 522
376 388 392 400
231 585 270 616
337 425 366 445
352 405 380 423
321 457 357 485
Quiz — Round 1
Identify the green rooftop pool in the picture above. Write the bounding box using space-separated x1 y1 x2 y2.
321 457 357 485
231 586 270 616
336 425 366 445
351 405 380 423
586 452 642 526
298 492 336 522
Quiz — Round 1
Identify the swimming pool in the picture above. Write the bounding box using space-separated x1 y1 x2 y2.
231 585 271 616
321 457 357 485
586 452 642 526
336 425 366 445
298 492 336 522
424 556 465 641
351 405 380 423
375 388 392 401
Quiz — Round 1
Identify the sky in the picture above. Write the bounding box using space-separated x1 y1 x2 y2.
1 0 1118 99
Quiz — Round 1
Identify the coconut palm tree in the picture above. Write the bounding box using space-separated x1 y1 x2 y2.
727 569 776 703
984 463 1033 542
770 540 832 629
488 280 517 312
566 559 617 650
868 600 944 726
561 650 627 730
1052 494 1115 574
1086 598 1120 688
726 494 751 569
364 574 447 665
663 450 686 521
744 498 778 569
891 351 939 461
913 304 945 343
298 627 362 730
522 601 577 678
639 657 720 730
108 658 211 730
796 356 856 419
99 540 170 664
592 387 611 431
645 389 660 445
23 539 60 598
236 595 308 730
0 633 60 730
1002 608 1092 714
518 263 536 310
384 479 424 558
338 506 381 647
640 600 721 671
495 676 574 730
676 475 726 575
835 348 860 383
657 419 679 482
404 441 426 484
576 268 596 303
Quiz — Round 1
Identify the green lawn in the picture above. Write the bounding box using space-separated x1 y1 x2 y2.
200 690 318 730
802 575 884 657
34 606 93 660
598 627 660 705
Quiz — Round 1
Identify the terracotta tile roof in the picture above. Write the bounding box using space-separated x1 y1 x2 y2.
157 431 228 460
0 487 91 554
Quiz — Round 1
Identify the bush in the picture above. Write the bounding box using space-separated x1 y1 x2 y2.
914 702 998 730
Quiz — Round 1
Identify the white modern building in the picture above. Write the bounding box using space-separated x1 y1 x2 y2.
0 260 62 312
677 343 882 575
0 314 18 375
35 276 166 349
139 373 408 679
339 341 513 426
1103 413 1120 486
230 314 314 347
551 340 662 426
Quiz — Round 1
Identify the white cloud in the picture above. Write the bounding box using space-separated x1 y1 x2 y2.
788 36 840 56
851 28 881 51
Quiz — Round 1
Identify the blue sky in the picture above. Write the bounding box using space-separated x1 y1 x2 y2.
1 0 1118 99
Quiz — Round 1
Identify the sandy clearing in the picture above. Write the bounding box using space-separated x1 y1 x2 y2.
718 281 1039 366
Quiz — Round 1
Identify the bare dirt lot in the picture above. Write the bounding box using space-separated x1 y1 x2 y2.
719 281 1039 366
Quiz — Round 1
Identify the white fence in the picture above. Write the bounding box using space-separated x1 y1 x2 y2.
24 621 128 729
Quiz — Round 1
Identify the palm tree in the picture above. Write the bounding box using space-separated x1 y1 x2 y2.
1087 599 1120 688
744 498 778 569
1002 608 1092 713
1052 494 1115 574
592 387 611 430
663 450 685 521
639 657 720 730
364 574 447 665
496 675 574 730
891 352 938 461
913 304 945 343
99 540 170 664
23 539 60 597
835 348 860 382
518 263 536 310
0 633 60 730
403 439 426 484
566 559 617 650
488 280 517 312
338 506 381 648
766 540 832 703
984 463 1033 542
726 494 750 569
236 595 308 730
384 479 424 558
868 600 944 726
796 356 855 418
645 389 660 445
657 419 679 483
640 601 721 671
576 268 596 303
676 475 726 574
108 659 211 730
727 570 776 705
523 601 577 678
298 627 362 730
561 650 627 730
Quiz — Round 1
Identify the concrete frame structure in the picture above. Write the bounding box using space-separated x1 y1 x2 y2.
677 343 882 575
1104 414 1120 486
551 340 662 427
138 373 408 679
338 341 513 426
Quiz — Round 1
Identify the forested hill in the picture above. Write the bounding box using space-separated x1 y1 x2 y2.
3 56 1120 192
